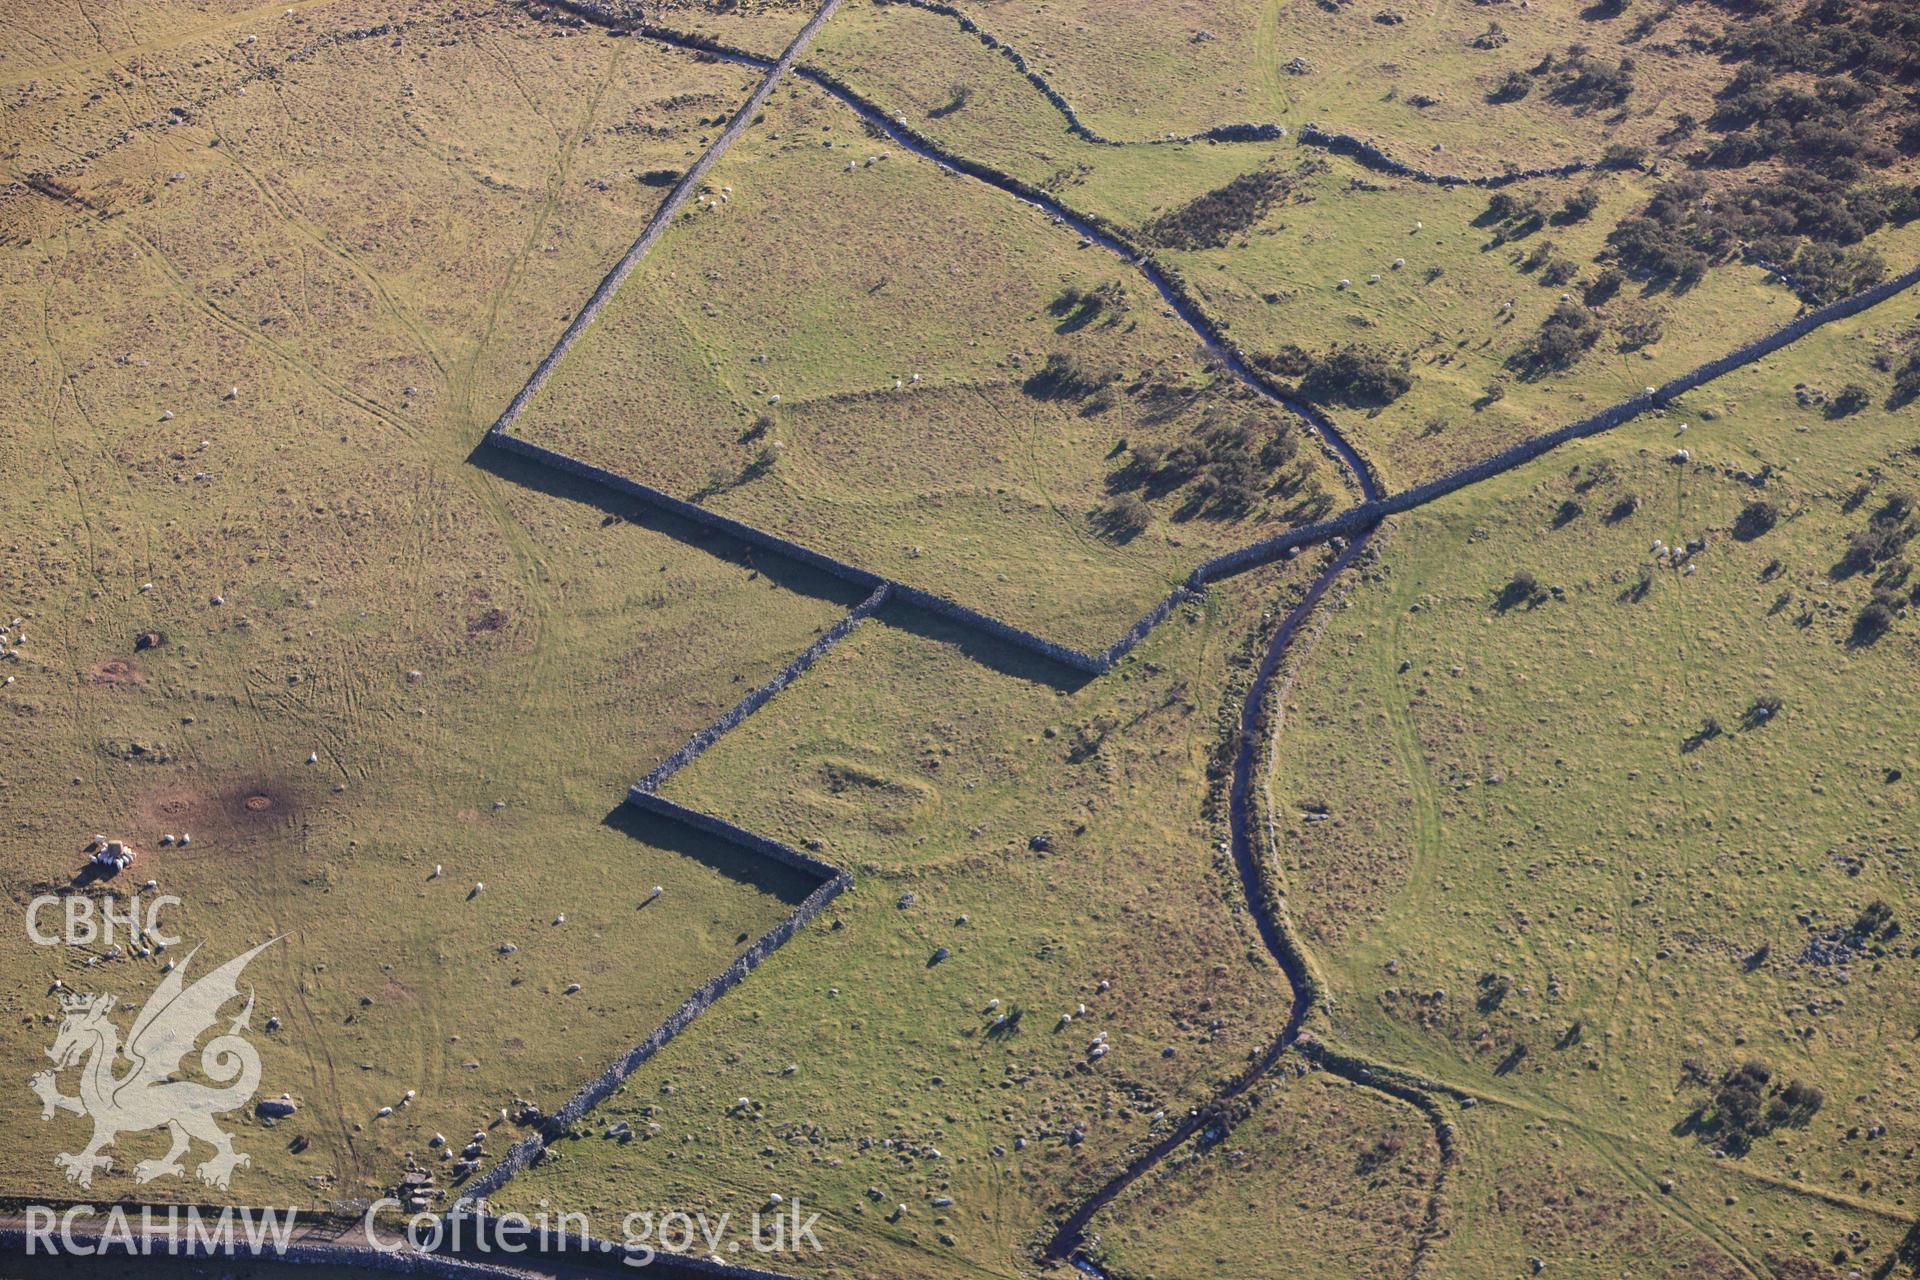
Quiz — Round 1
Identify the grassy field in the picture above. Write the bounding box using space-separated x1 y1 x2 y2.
807 3 1920 498
7 0 1920 1276
1080 1067 1439 1280
1261 287 1920 1277
651 0 819 59
0 0 862 1211
803 1 1280 207
490 562 1344 1276
1160 158 1920 492
872 0 1738 171
508 78 1345 651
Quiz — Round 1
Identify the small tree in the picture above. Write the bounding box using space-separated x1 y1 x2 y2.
1095 494 1153 542
1732 500 1779 541
1852 600 1896 645
1497 570 1542 610
1831 383 1872 415
1489 70 1533 103
1560 185 1602 223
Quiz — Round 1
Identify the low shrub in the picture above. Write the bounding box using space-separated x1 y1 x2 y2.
1296 345 1413 406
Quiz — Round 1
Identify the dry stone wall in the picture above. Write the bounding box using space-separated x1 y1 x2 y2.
636 584 892 794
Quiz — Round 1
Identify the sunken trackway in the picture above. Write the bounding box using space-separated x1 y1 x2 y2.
515 21 1920 1278
496 10 1920 679
480 23 1920 1269
1041 530 1379 1271
6 17 1903 1280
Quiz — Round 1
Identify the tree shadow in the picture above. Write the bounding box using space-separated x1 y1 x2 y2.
1493 578 1544 613
1680 719 1724 753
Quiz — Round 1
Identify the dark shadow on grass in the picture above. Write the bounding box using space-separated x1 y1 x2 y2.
875 600 1095 694
601 802 819 906
469 437 868 613
1680 718 1724 753
1493 578 1545 613
1871 1217 1920 1280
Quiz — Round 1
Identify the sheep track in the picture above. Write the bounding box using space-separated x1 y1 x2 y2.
9 3 1920 1278
480 9 1920 1273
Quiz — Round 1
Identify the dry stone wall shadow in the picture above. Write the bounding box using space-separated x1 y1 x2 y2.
456 10 1920 1274
495 14 1920 680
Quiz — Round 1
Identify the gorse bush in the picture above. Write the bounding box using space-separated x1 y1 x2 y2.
1295 345 1414 406
1515 302 1603 372
1543 50 1636 110
1489 69 1532 103
1560 185 1603 223
1144 166 1304 250
1093 493 1153 541
1109 409 1318 523
1733 500 1780 540
1023 352 1117 401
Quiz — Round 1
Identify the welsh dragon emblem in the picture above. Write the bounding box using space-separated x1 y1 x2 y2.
30 939 279 1189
